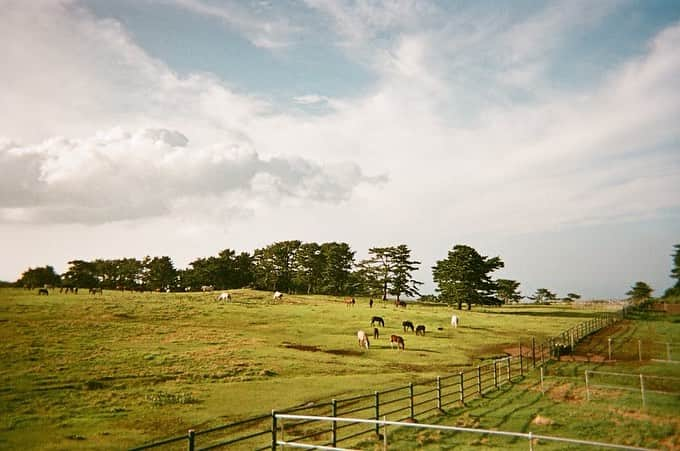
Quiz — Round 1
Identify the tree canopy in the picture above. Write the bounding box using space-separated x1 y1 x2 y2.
432 244 504 310
626 281 653 304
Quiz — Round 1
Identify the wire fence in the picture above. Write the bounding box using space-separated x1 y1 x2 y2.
129 311 622 450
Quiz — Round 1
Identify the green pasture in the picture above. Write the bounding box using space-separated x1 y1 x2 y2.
0 288 664 450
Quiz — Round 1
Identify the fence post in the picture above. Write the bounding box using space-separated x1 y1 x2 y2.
331 399 337 447
638 339 642 361
507 357 511 382
493 360 498 388
271 410 277 451
640 374 646 408
188 429 195 451
436 377 442 411
540 342 544 366
459 372 465 405
477 366 482 397
374 391 380 436
519 341 524 377
409 383 414 419
532 337 536 368
540 367 545 395
585 371 590 401
608 338 612 361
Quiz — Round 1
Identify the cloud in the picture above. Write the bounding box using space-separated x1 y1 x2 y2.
0 128 384 224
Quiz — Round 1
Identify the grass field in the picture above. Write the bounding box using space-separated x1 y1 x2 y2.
0 288 676 450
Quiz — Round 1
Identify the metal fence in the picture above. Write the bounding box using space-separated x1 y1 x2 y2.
585 370 680 408
129 311 622 450
274 414 656 451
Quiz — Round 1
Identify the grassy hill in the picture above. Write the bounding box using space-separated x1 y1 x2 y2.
0 288 671 449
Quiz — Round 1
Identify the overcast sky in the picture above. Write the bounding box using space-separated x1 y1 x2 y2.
1 0 679 299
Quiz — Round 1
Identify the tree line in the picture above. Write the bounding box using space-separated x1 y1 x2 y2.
28 241 680 309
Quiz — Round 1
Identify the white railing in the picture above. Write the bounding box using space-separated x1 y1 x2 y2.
274 414 656 451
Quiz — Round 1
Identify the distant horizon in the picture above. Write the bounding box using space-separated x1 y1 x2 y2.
1 1 679 300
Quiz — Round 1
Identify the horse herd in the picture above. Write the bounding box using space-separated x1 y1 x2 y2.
357 313 460 352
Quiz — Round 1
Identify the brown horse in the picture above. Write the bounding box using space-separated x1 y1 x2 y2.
415 325 426 336
402 321 415 332
344 297 355 307
390 335 405 350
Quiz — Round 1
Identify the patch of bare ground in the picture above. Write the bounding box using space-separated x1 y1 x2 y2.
281 342 364 356
545 382 585 403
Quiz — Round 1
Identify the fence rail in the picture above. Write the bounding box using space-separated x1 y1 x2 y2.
275 414 655 451
129 311 622 450
585 370 680 408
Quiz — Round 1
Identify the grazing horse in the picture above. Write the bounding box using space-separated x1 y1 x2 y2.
344 297 355 307
373 327 380 339
415 325 426 336
370 316 385 327
402 320 415 332
390 335 405 350
357 330 370 349
216 292 231 301
273 291 283 301
89 287 103 295
201 285 214 292
38 288 49 296
451 315 459 328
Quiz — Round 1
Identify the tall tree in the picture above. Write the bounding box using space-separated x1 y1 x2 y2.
566 292 581 302
665 244 680 298
293 243 324 294
143 256 177 291
388 245 422 301
319 242 355 295
626 281 653 304
359 247 394 300
532 288 557 303
62 260 98 288
432 245 504 310
17 265 61 288
496 279 522 304
252 240 301 292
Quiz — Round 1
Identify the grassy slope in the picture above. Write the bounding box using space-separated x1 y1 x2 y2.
0 288 631 449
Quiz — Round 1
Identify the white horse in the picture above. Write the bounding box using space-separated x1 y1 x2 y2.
357 330 370 349
201 285 214 292
216 292 231 301
273 291 283 301
451 314 459 328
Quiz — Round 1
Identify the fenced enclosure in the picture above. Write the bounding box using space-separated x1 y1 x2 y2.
129 311 622 450
604 338 680 362
274 414 656 451
585 370 680 408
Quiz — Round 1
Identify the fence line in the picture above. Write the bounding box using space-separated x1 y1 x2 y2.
585 370 680 408
275 414 656 451
129 311 622 450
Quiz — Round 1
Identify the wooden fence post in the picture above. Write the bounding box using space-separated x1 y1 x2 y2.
519 341 524 377
459 372 464 405
608 338 612 361
409 383 414 419
493 360 498 388
506 357 511 382
331 399 337 447
271 410 277 451
374 391 380 436
188 429 195 451
531 337 536 368
477 366 482 397
436 377 442 411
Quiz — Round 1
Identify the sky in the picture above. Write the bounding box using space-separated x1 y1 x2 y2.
1 0 679 299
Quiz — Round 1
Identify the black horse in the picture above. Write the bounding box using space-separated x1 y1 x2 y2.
402 320 415 332
415 325 426 336
370 316 385 327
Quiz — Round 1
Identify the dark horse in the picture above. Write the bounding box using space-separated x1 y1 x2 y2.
402 320 415 332
38 288 49 296
373 327 380 339
370 316 385 327
390 335 405 350
415 325 426 336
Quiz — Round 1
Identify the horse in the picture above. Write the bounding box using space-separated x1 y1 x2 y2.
415 325 426 336
216 292 231 301
373 327 380 339
89 287 103 295
38 288 49 296
357 330 370 349
369 298 374 308
402 320 415 332
273 291 283 301
390 335 405 350
370 316 385 327
201 285 214 292
451 315 459 328
344 297 355 307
